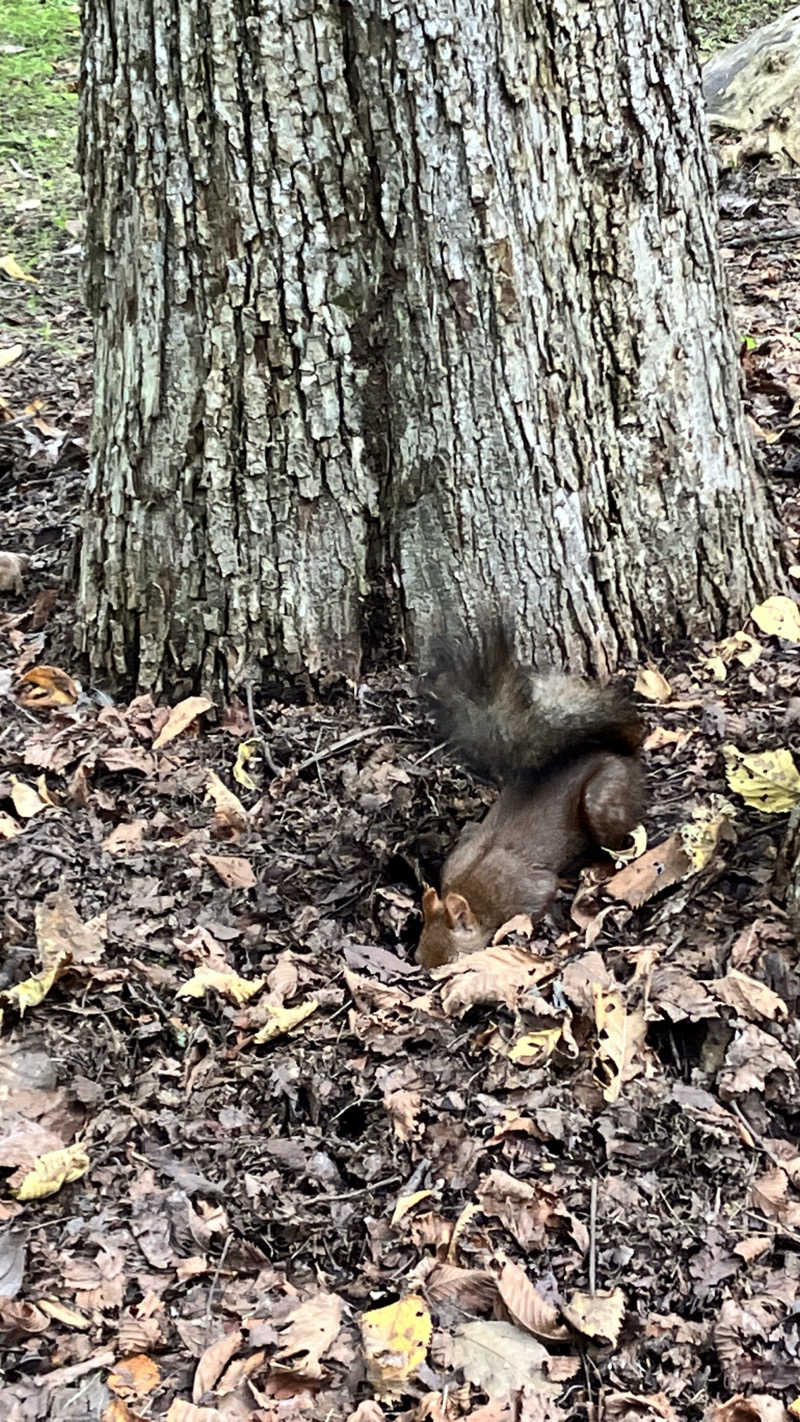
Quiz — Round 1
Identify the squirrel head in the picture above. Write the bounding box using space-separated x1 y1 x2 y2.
416 887 487 968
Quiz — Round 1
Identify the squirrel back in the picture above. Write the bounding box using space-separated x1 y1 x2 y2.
426 618 643 782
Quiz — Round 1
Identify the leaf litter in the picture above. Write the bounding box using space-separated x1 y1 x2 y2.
2 98 800 1422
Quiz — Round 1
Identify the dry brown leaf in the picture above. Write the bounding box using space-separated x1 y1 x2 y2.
107 1354 161 1399
643 726 693 752
36 891 104 970
709 1397 792 1422
603 1393 679 1421
192 1327 242 1401
0 552 28 592
152 696 214 750
593 987 627 1103
17 664 78 708
205 770 249 833
562 1287 625 1346
102 1400 148 1422
634 666 672 701
165 1404 223 1422
103 821 147 854
710 969 787 1023
273 1292 342 1378
384 1089 421 1142
605 833 691 907
421 1262 498 1313
496 1259 569 1341
203 854 257 889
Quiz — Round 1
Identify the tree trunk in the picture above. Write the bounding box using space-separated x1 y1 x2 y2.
78 0 780 694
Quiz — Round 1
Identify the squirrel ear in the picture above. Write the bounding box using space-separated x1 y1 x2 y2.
422 887 442 922
444 892 476 931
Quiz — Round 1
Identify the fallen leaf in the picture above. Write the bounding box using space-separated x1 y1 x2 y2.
273 1292 342 1378
361 1296 432 1391
711 969 787 1023
0 551 27 591
0 955 71 1017
0 254 37 282
205 770 249 833
562 1287 625 1346
233 740 258 789
10 779 50 819
751 594 800 643
508 1027 563 1065
496 1260 569 1341
38 1298 91 1328
203 854 257 889
710 1397 793 1422
36 891 104 969
103 821 147 854
679 798 736 871
724 745 800 812
605 833 691 907
593 987 627 1103
192 1328 243 1401
252 999 318 1044
0 812 21 839
0 344 24 369
152 696 214 750
451 1320 551 1396
107 1354 161 1398
13 1143 90 1201
717 630 762 668
391 1190 433 1226
178 966 265 1006
634 667 672 702
17 665 78 708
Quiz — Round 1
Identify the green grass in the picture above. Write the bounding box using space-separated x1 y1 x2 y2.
0 0 80 271
692 0 790 58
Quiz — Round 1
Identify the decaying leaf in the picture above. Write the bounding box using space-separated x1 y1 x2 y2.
192 1327 243 1401
508 1027 563 1065
634 667 672 702
273 1292 342 1378
605 833 692 907
107 1353 161 1399
723 745 800 813
496 1260 569 1341
205 770 249 833
177 966 265 1006
152 696 214 750
562 1287 625 1346
0 812 21 839
36 891 104 969
233 740 258 790
252 999 318 1044
0 551 28 592
17 664 79 708
0 955 71 1017
451 1319 552 1396
751 594 800 643
203 854 257 889
361 1295 432 1391
13 1143 90 1201
10 779 51 819
679 798 736 871
391 1190 433 1226
711 969 787 1023
593 987 627 1103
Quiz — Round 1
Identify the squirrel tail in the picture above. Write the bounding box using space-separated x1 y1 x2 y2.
426 617 643 781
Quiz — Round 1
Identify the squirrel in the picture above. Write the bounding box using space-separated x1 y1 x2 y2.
416 618 645 968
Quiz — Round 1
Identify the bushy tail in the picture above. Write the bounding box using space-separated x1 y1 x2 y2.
426 617 642 781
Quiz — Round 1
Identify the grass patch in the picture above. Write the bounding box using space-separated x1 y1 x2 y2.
0 0 81 269
692 0 792 57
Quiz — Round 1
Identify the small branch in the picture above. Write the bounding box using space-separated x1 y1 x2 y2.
289 724 409 774
589 1177 598 1295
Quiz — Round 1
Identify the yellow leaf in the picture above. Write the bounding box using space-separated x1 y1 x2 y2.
10 778 49 818
253 999 318 1044
593 987 627 1104
0 811 21 838
679 798 736 871
14 1143 90 1201
152 696 214 750
0 253 38 282
177 966 265 1006
634 666 671 702
723 745 800 813
233 740 258 790
205 770 248 830
0 344 24 369
603 822 647 864
717 630 762 668
0 954 71 1016
695 653 727 682
361 1296 432 1391
508 1027 562 1065
391 1190 433 1226
751 595 800 643
562 1287 625 1346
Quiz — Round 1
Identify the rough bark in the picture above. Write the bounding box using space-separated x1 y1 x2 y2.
78 0 780 694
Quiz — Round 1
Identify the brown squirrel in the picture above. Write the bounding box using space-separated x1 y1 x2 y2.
417 619 644 968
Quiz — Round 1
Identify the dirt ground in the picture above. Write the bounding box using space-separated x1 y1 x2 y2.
2 18 800 1422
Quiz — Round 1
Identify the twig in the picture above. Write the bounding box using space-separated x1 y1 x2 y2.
289 724 408 774
729 1099 784 1167
205 1231 232 1331
589 1177 598 1295
317 1174 401 1203
34 1350 116 1388
722 227 800 249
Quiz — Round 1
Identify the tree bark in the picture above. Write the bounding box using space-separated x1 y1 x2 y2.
78 0 780 694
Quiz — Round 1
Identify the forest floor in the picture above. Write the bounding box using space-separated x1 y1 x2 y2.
2 7 800 1422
